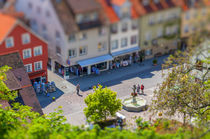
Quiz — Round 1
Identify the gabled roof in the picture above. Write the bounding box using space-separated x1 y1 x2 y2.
0 13 17 43
112 0 127 6
131 0 177 16
67 0 100 14
97 0 138 24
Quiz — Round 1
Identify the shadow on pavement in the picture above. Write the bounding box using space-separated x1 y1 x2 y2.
36 87 64 108
68 55 168 92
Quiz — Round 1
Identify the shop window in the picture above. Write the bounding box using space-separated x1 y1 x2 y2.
34 61 43 71
24 64 32 73
145 49 152 56
23 49 32 59
98 42 107 52
22 33 31 44
111 40 118 50
121 22 128 32
121 37 127 48
34 46 43 56
69 49 76 58
79 46 87 56
5 37 14 48
131 35 137 45
111 24 118 34
69 34 76 42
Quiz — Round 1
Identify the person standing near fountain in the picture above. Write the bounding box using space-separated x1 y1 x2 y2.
137 84 140 95
141 84 144 94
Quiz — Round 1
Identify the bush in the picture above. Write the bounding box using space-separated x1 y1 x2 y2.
153 59 158 65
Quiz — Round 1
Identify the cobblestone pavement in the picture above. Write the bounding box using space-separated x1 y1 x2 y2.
40 55 182 127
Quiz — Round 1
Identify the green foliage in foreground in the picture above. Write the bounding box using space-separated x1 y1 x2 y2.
0 66 209 139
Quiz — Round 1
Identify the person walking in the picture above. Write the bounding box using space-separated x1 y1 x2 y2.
76 84 81 96
137 84 140 95
141 84 144 94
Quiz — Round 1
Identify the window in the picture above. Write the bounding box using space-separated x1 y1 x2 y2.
121 38 127 47
184 25 189 33
79 46 87 56
98 28 106 36
55 30 60 40
157 14 162 23
145 31 151 41
46 10 50 17
173 25 178 34
98 42 107 52
91 12 98 21
22 33 30 44
202 9 206 16
56 46 61 54
132 20 138 30
34 46 43 56
78 32 87 40
111 24 118 34
5 37 14 48
157 28 163 37
154 0 159 4
30 19 38 33
42 24 47 33
143 0 149 6
185 11 190 20
166 27 171 35
111 40 118 50
69 49 76 58
121 22 128 32
34 61 43 71
131 35 137 45
145 49 152 56
24 64 32 72
23 49 32 59
148 16 155 25
69 34 76 42
36 6 41 14
28 2 32 9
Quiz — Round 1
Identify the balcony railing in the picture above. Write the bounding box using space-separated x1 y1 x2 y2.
78 20 102 30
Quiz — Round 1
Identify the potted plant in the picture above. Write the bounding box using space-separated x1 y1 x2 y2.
52 97 56 101
153 59 158 66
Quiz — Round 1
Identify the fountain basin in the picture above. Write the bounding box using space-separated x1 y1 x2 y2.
122 97 147 112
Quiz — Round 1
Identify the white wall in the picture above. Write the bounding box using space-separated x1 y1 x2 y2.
110 19 139 54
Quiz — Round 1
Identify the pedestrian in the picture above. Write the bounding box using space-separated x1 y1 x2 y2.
141 84 144 94
137 84 140 95
76 84 81 96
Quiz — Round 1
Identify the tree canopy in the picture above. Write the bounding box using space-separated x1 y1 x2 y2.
151 44 210 125
84 85 122 123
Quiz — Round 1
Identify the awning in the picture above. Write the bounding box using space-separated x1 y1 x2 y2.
111 46 140 57
77 54 113 67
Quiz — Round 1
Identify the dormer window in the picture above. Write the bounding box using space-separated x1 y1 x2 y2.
154 0 159 4
143 0 149 6
121 22 128 32
121 7 130 18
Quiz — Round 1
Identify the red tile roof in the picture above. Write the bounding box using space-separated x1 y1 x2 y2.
0 13 16 43
97 0 139 23
112 0 126 6
97 0 119 23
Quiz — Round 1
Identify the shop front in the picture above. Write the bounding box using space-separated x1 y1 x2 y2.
111 46 140 69
77 54 113 75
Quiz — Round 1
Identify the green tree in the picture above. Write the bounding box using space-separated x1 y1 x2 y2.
151 45 210 125
84 85 122 123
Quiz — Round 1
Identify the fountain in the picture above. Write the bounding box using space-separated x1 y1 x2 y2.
122 85 147 112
